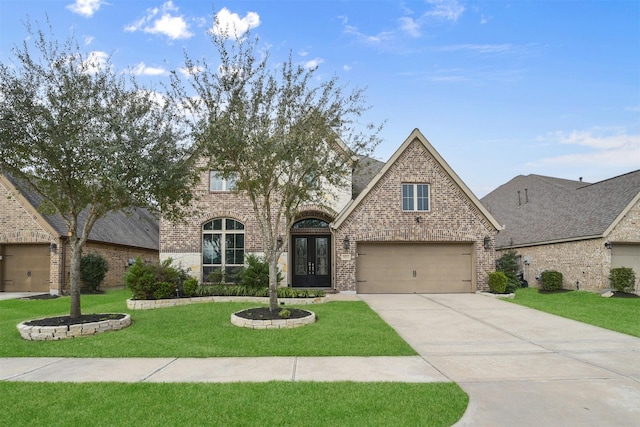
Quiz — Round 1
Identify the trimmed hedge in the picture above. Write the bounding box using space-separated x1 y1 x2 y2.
609 267 636 293
541 270 563 291
488 271 508 294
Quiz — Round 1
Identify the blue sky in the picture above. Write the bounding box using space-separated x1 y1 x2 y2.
1 0 638 197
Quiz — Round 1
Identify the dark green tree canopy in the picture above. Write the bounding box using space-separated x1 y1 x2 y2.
0 21 198 317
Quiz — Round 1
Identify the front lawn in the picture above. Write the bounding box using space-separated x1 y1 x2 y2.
0 290 416 357
1 381 468 427
508 288 640 337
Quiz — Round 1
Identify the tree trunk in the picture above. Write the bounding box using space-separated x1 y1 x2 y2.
268 247 279 312
69 238 83 318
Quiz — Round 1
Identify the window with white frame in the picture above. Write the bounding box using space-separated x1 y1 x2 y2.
202 218 245 282
402 183 430 211
209 171 238 191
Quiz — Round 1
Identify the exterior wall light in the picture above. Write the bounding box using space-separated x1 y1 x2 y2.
277 236 283 249
49 242 57 253
343 236 350 250
483 236 491 250
604 242 612 249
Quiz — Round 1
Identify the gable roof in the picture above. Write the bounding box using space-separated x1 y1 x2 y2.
2 174 159 250
333 128 501 230
480 170 640 248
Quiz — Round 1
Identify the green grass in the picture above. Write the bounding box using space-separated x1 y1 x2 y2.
1 381 468 427
0 290 416 357
507 288 640 337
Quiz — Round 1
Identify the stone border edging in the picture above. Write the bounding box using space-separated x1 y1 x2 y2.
476 291 515 299
17 314 131 341
231 309 316 329
127 295 327 310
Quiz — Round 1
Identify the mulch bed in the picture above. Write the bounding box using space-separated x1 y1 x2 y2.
25 313 126 327
611 292 639 299
21 294 59 300
234 307 312 321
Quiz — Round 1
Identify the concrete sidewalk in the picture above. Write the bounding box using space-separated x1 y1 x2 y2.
360 293 640 427
1 356 446 383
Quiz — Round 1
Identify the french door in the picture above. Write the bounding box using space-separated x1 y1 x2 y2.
292 235 331 287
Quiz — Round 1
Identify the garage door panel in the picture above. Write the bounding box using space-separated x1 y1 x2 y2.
2 245 50 292
356 243 473 294
611 244 640 287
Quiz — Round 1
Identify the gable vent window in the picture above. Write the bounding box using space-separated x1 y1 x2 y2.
209 171 238 192
402 183 430 211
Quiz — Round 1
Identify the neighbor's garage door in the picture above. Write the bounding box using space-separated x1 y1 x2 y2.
611 244 640 288
1 244 50 292
356 243 473 293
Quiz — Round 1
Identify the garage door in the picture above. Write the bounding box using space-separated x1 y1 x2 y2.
611 244 640 288
356 243 473 293
2 244 50 292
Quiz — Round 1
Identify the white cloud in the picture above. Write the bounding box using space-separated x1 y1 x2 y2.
132 62 168 76
66 0 104 17
531 129 640 170
125 1 193 40
83 35 94 46
83 50 109 74
399 17 421 38
437 44 515 54
304 58 324 69
425 0 465 22
343 24 394 45
343 64 352 72
179 65 203 78
211 7 260 39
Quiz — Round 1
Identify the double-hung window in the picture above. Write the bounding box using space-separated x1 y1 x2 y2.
209 171 238 191
402 183 430 211
202 219 245 282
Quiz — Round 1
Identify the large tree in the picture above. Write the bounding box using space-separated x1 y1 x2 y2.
172 26 382 312
0 23 197 318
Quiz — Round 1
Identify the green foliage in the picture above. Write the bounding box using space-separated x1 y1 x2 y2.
124 258 158 300
488 271 508 294
496 250 520 293
80 253 109 292
541 270 563 291
240 254 282 287
194 284 325 298
0 22 198 317
609 267 636 293
278 309 291 319
125 257 189 300
153 282 177 300
182 278 199 297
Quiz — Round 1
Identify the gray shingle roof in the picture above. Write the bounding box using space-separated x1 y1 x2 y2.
5 174 159 250
352 156 385 198
480 170 640 248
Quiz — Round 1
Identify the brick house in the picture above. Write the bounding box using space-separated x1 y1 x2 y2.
0 174 159 295
161 128 500 293
480 170 640 293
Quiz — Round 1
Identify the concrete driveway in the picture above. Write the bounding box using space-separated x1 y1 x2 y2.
359 293 640 427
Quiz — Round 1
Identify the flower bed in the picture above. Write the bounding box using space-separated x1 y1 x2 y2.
127 295 327 310
17 313 131 341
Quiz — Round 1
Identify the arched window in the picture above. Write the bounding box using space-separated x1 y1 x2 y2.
202 219 245 282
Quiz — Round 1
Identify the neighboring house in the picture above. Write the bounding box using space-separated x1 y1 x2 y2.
481 170 640 292
0 175 159 294
160 128 500 293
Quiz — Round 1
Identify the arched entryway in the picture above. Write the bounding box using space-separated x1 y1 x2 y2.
291 218 331 288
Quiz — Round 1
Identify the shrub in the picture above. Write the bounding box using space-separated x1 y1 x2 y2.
278 309 291 319
609 267 636 293
540 270 563 291
496 250 520 293
182 278 199 297
125 257 189 300
154 281 177 300
488 271 508 294
239 254 283 287
80 253 109 293
124 258 158 300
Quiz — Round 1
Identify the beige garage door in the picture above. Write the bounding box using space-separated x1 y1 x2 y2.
611 244 640 288
2 244 50 292
356 243 473 293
